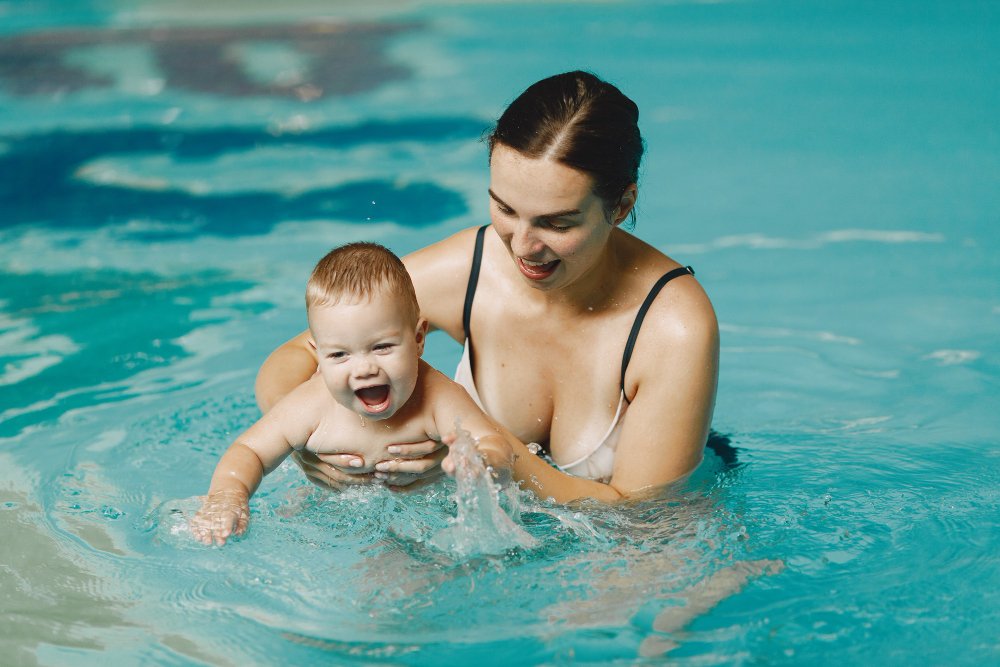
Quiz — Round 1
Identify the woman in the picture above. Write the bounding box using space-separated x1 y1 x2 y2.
256 71 719 503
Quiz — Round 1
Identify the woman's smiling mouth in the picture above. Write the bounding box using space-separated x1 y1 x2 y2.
517 257 560 280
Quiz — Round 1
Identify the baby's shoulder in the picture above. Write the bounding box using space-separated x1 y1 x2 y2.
270 376 336 425
415 359 464 398
282 374 331 406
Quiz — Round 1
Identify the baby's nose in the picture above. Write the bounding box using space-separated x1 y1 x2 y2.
352 357 379 378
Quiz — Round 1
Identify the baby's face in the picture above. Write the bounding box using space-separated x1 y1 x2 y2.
309 291 425 421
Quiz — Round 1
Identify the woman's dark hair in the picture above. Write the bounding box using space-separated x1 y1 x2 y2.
488 70 644 224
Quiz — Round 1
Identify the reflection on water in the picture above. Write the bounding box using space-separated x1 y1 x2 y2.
0 23 415 99
0 120 481 237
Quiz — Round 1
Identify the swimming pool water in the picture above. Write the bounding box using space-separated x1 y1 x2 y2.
1 1 998 664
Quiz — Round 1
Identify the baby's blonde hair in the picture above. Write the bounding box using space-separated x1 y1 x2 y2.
306 242 419 325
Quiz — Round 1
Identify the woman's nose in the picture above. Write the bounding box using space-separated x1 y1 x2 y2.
509 221 541 257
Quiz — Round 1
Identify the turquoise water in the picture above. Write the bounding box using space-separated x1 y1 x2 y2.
1 1 998 664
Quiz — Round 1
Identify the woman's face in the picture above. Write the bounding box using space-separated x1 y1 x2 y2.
489 144 623 292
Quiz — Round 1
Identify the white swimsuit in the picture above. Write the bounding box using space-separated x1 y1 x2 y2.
455 225 694 483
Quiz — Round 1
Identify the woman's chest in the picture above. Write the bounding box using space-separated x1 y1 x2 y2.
471 310 630 460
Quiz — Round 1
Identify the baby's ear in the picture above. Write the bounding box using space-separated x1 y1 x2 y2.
414 318 429 356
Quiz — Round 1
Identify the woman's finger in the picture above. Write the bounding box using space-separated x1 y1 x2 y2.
291 450 373 489
376 448 449 486
315 452 367 470
373 446 448 476
385 439 445 459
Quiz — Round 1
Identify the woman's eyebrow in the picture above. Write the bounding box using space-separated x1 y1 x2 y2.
488 189 582 219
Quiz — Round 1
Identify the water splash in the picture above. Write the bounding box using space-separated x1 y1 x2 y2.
430 421 537 557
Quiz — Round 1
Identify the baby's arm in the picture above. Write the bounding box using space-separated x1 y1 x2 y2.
428 376 516 475
191 382 320 545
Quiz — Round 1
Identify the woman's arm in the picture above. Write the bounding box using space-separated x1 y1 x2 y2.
255 330 316 413
609 277 719 492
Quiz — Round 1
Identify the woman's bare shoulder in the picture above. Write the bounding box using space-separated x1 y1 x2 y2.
404 226 484 340
639 246 716 342
618 231 719 378
403 227 478 283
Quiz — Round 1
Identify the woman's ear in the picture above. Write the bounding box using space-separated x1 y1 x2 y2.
414 318 429 356
612 184 638 226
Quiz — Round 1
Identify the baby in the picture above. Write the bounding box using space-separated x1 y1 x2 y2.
191 242 514 546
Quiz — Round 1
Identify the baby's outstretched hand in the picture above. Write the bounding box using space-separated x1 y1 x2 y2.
190 489 250 546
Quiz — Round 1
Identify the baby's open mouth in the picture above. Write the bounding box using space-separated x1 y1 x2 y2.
355 385 390 412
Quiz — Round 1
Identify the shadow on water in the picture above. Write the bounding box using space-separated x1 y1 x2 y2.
0 117 488 238
705 430 740 469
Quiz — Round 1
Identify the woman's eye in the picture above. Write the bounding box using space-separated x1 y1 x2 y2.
494 202 514 216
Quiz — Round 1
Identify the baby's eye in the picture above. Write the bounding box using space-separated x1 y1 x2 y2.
327 351 347 360
373 343 394 353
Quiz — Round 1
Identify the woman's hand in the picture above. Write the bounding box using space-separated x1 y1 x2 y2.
290 439 448 490
290 450 377 489
190 489 250 546
373 439 448 488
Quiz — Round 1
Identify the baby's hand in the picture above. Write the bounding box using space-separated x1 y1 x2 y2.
441 432 460 475
441 432 514 477
190 489 250 546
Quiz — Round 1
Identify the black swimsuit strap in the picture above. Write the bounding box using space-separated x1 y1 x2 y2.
620 266 695 399
462 225 489 341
